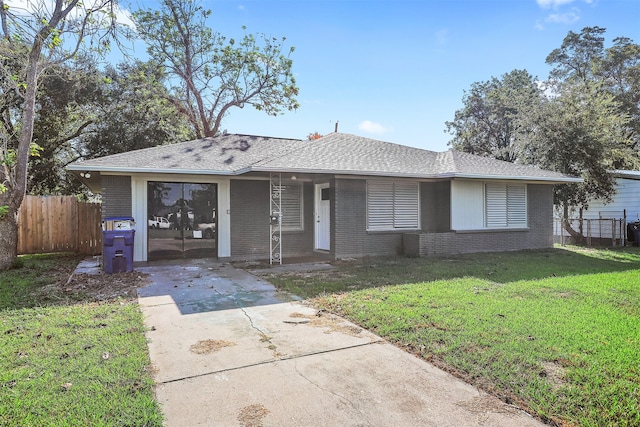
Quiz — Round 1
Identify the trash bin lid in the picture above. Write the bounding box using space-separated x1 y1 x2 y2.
103 217 135 231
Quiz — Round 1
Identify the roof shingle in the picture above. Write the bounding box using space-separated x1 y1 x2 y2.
68 132 579 182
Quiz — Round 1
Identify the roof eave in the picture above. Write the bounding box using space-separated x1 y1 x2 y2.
67 164 239 176
250 166 583 183
444 173 583 183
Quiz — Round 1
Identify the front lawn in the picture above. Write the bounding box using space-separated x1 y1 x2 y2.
0 254 163 426
264 247 640 426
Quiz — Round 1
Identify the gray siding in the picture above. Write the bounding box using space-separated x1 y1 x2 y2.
101 175 131 218
230 179 314 260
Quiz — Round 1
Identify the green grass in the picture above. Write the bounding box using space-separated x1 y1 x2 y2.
0 254 162 426
0 253 85 310
266 247 640 426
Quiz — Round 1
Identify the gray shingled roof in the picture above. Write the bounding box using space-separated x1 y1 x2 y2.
67 132 580 182
69 134 307 174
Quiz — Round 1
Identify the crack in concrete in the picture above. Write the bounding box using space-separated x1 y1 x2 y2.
158 341 381 385
239 306 268 335
292 359 374 426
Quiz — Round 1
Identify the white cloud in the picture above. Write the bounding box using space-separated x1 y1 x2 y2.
545 8 580 24
358 120 392 134
6 0 135 28
537 0 576 9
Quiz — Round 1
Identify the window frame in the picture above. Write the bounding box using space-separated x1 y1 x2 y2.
484 182 527 229
366 180 420 231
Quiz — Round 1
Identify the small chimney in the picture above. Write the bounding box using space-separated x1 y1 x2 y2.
334 121 339 133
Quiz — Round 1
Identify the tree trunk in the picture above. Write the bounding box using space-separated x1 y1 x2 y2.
562 203 584 244
0 205 18 270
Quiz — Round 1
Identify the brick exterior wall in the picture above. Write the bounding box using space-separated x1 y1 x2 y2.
101 175 132 218
100 173 554 261
333 178 404 258
421 181 450 232
230 179 314 260
405 184 554 256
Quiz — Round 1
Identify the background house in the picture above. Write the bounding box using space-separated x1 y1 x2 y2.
555 170 640 246
68 133 580 263
569 171 640 221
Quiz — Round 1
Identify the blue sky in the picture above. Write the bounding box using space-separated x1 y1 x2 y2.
126 0 640 151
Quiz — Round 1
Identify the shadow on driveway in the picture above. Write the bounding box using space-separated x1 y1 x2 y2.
135 258 301 315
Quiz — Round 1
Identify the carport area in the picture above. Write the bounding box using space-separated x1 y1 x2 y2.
135 260 543 426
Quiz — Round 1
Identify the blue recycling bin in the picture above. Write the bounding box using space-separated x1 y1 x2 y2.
102 217 135 273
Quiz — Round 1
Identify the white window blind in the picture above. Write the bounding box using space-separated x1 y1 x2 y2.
281 182 303 230
484 183 527 228
367 180 419 230
506 184 527 226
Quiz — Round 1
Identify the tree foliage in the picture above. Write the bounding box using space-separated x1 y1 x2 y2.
446 69 542 162
24 59 193 196
546 26 640 153
528 83 632 213
79 60 193 159
133 0 299 139
27 58 104 195
0 0 123 270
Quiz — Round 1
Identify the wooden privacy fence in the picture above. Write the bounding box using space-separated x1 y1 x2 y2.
18 195 102 255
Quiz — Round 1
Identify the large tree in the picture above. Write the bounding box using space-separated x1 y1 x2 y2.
80 60 194 159
133 0 299 139
27 57 104 196
0 0 123 270
547 26 640 153
445 69 542 162
527 82 633 236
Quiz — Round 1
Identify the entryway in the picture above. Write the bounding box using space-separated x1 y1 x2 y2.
314 183 330 251
147 182 217 260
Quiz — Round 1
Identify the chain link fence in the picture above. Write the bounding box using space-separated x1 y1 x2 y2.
554 218 629 247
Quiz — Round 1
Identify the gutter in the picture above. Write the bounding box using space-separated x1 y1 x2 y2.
249 166 583 184
68 164 583 184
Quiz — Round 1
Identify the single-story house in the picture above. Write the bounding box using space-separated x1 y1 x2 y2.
67 132 580 262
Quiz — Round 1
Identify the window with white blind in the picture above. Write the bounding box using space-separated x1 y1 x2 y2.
484 183 527 228
367 180 420 230
281 182 303 231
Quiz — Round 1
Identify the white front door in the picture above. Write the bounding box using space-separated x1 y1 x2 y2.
315 183 330 251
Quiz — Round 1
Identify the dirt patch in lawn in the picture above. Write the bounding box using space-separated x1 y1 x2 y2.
288 311 362 336
58 271 150 302
540 361 567 389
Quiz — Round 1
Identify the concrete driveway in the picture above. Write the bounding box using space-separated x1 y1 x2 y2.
136 260 543 427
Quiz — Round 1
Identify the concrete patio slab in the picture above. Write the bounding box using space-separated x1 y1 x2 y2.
136 259 299 314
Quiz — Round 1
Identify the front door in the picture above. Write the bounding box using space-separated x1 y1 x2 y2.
315 183 330 251
147 182 217 259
